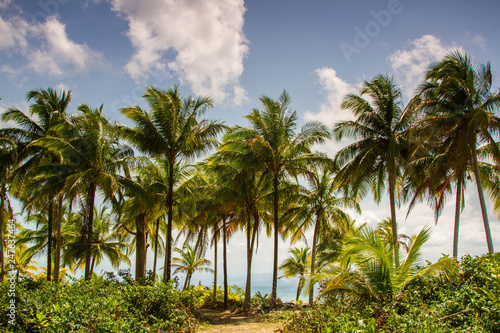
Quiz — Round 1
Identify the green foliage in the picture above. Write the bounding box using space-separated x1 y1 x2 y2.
0 277 200 332
271 253 500 333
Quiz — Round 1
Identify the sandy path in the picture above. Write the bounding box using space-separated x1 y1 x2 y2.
195 308 281 333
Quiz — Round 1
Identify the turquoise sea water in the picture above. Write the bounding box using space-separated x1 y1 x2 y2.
192 272 308 302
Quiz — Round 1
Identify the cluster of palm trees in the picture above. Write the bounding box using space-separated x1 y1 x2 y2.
0 51 499 309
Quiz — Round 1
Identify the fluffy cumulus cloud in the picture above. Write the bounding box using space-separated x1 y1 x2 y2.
304 67 358 155
0 12 105 77
110 0 249 104
0 15 28 51
27 17 105 77
388 34 461 97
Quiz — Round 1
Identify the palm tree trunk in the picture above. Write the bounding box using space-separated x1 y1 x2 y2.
85 182 96 280
388 173 399 268
163 161 175 283
453 177 462 258
54 195 63 283
47 200 54 282
0 183 6 281
472 148 494 253
297 277 304 302
135 213 147 280
271 174 279 305
153 218 160 279
244 213 252 311
223 216 228 309
90 256 96 276
308 216 320 304
213 225 218 302
183 272 190 290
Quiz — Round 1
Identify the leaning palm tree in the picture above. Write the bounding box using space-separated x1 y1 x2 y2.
172 244 213 290
285 166 360 303
279 247 311 302
414 51 500 255
317 224 458 304
226 90 331 305
334 75 415 267
120 86 226 283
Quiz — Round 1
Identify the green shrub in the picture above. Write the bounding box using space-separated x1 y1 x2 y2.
0 277 200 332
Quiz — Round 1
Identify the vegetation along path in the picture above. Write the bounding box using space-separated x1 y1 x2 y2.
196 309 280 333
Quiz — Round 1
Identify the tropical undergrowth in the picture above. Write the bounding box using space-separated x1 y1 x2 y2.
0 273 203 333
268 252 500 332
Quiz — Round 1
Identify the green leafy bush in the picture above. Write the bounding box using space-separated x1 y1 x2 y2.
0 277 199 332
270 253 500 333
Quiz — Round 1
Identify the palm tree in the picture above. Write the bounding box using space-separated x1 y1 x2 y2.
414 51 500 255
172 244 213 290
285 166 360 303
208 145 268 310
63 206 130 274
30 104 133 279
0 137 17 280
117 171 163 281
226 90 331 305
1 88 71 281
279 247 310 302
120 86 226 283
334 74 415 267
317 224 458 304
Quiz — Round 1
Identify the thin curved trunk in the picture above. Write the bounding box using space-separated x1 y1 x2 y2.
54 195 63 283
47 200 53 282
135 213 147 280
213 225 218 302
297 277 304 302
453 177 462 258
152 218 160 279
0 184 6 281
163 160 175 283
223 216 228 309
244 213 252 310
308 215 320 304
84 182 96 280
388 173 399 268
472 148 494 253
183 271 191 290
90 255 96 276
271 174 279 305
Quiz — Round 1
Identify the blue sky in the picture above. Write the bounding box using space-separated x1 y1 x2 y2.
1 0 500 287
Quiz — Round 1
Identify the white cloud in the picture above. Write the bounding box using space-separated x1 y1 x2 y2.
472 34 487 50
110 0 249 104
0 14 106 77
305 67 358 156
388 34 461 97
27 17 105 77
0 15 28 51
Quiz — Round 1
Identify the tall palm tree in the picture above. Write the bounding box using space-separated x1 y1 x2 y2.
172 244 213 290
120 86 226 283
415 51 500 255
1 88 71 281
208 144 268 310
285 166 360 303
226 90 331 305
334 75 415 267
279 247 310 302
30 104 133 279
